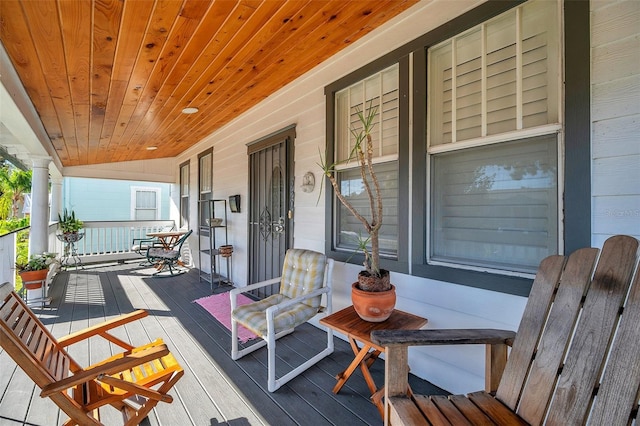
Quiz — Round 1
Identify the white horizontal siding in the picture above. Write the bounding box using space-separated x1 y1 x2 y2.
591 0 640 244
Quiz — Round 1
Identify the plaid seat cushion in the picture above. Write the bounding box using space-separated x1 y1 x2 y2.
232 294 319 337
279 249 326 309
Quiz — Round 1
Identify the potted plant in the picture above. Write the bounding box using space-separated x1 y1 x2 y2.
15 252 59 289
319 102 396 322
58 208 84 241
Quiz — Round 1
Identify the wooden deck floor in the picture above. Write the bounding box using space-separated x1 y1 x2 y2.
0 261 446 425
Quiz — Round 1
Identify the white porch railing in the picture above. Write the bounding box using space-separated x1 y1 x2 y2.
0 220 176 286
50 220 175 265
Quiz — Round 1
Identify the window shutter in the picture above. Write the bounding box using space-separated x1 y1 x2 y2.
429 0 558 146
336 64 399 162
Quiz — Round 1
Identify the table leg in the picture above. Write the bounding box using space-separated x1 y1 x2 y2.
332 340 373 394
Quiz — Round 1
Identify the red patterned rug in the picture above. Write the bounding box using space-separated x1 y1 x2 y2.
194 292 258 343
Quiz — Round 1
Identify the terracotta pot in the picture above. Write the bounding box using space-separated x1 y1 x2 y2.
19 269 48 290
351 282 396 322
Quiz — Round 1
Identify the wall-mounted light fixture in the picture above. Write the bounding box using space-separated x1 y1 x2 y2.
301 172 315 193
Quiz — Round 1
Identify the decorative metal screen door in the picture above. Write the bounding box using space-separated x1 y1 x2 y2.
247 126 295 295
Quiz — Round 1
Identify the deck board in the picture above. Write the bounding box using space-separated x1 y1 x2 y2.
1 261 447 425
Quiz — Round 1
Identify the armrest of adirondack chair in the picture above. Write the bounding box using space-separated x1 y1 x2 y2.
57 310 148 350
371 328 516 394
40 343 170 397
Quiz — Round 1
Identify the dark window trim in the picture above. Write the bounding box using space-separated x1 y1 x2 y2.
411 0 591 297
324 56 410 274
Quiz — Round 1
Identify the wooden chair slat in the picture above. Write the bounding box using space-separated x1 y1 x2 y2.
588 263 640 424
431 395 474 425
468 391 528 425
448 394 494 426
413 395 453 426
387 397 432 425
546 235 639 424
495 255 566 408
515 247 599 424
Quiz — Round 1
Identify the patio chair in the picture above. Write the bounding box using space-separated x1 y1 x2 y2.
230 249 334 392
131 224 175 264
0 281 184 426
371 235 640 426
146 229 192 276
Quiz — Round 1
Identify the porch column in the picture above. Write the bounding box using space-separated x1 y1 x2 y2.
50 177 63 222
27 157 51 303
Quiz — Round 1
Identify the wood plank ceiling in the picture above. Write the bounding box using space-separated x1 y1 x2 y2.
0 0 418 167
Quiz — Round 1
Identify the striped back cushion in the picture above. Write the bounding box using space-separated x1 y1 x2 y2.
279 249 326 309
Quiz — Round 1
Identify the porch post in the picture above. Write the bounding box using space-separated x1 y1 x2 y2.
27 157 51 303
50 177 63 222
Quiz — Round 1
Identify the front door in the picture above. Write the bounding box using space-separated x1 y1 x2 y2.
247 126 295 297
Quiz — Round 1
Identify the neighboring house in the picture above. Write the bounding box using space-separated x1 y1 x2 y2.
62 177 171 222
173 0 640 395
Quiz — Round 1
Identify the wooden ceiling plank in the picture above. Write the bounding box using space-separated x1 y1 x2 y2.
99 0 159 161
58 0 92 164
119 0 268 158
181 0 416 147
110 0 215 159
112 0 226 162
146 2 326 150
164 0 357 147
19 0 79 163
0 0 71 162
88 0 124 164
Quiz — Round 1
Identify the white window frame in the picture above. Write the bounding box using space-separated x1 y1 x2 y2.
427 0 564 277
130 186 161 220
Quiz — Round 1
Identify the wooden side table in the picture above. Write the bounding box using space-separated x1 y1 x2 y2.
320 305 427 417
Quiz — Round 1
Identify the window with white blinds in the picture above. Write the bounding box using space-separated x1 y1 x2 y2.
336 162 398 254
132 187 159 220
431 135 558 273
428 0 561 274
334 64 399 255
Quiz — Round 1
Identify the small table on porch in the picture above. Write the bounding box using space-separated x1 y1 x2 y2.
320 305 428 417
145 230 187 250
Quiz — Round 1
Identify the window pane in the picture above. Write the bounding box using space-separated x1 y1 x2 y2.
336 161 398 256
200 152 212 194
136 191 156 209
335 64 399 162
180 163 189 228
431 134 558 273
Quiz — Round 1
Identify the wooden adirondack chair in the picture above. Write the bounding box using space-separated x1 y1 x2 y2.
372 235 640 425
0 282 184 426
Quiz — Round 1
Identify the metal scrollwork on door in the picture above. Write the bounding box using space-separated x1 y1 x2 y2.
259 206 272 241
259 206 286 241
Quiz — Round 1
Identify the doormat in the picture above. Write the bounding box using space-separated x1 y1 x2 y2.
193 292 258 343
